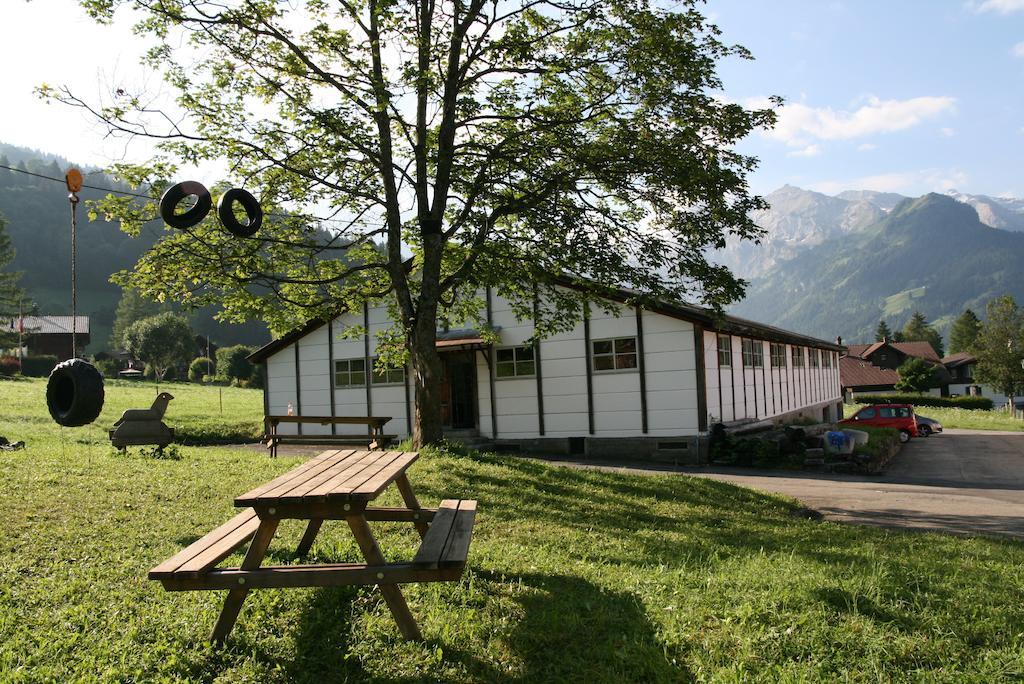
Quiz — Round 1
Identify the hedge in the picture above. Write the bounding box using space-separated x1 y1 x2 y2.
0 356 20 376
21 355 58 377
855 393 994 411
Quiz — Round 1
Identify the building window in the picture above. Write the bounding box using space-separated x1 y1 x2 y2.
372 359 406 385
809 349 820 368
592 337 638 372
770 343 786 368
334 358 366 387
717 335 732 367
822 351 832 369
792 347 805 368
496 345 536 377
741 339 764 367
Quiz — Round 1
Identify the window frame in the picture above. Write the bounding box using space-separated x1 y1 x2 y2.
591 336 639 373
496 345 537 379
741 338 764 368
717 334 733 368
334 358 367 388
810 348 820 368
792 346 805 368
371 357 406 386
770 343 787 368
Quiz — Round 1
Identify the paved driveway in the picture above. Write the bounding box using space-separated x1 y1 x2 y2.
543 429 1024 539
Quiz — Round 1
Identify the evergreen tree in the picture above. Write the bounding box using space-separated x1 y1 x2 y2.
948 309 982 355
902 311 944 357
0 213 28 349
875 320 893 342
109 287 174 350
973 296 1024 408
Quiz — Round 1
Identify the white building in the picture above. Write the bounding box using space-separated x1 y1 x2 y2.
248 284 844 463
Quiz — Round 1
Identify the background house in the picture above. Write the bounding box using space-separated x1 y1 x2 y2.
942 352 1012 406
840 340 949 398
249 286 844 464
3 315 90 360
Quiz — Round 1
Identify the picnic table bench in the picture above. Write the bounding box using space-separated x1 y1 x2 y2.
263 415 397 457
149 448 477 643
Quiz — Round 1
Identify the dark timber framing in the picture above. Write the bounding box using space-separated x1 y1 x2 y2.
262 361 270 418
761 341 768 417
730 335 737 422
404 369 412 436
635 306 648 434
294 343 302 435
486 287 498 439
694 325 708 432
715 333 724 423
583 302 595 435
327 318 337 435
363 303 372 436
533 291 546 436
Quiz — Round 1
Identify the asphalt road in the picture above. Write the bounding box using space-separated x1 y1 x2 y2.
543 429 1024 539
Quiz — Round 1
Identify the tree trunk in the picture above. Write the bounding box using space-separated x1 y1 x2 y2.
409 310 444 448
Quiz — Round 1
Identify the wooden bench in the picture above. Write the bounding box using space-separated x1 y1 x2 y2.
150 500 477 589
263 415 396 457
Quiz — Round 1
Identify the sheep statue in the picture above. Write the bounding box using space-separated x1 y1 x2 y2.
109 392 175 453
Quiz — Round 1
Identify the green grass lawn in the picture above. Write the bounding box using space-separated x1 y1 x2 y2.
2 378 1024 681
846 402 1024 432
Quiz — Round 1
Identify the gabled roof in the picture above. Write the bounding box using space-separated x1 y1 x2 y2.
846 341 941 363
4 316 90 335
248 281 845 363
942 352 976 368
839 355 899 389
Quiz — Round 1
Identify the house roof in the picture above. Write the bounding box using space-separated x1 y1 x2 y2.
942 352 976 368
248 280 846 363
839 355 899 389
846 341 941 363
4 316 90 335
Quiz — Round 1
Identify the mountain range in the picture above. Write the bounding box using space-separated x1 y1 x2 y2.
729 189 1024 344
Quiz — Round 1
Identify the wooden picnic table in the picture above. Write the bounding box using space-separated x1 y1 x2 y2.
149 449 477 643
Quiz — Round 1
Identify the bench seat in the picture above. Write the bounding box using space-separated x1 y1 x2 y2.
412 499 477 570
149 509 261 581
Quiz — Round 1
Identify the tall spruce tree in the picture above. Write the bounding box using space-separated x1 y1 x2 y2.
948 309 982 355
63 0 776 445
902 311 944 357
875 320 894 342
0 213 28 349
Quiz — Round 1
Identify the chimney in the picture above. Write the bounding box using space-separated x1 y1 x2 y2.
883 336 889 344
836 336 843 346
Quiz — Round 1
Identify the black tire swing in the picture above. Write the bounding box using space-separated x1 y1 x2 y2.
159 182 262 237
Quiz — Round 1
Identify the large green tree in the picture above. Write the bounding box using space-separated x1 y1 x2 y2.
874 320 893 343
63 0 775 445
123 312 196 382
894 357 936 393
902 311 944 357
973 296 1024 408
109 286 174 350
0 213 29 350
947 308 982 356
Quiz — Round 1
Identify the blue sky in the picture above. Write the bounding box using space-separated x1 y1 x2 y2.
707 0 1024 197
1 0 1021 198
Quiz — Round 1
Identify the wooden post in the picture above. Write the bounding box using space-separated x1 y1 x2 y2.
346 514 422 641
395 473 429 538
211 518 279 643
295 519 323 557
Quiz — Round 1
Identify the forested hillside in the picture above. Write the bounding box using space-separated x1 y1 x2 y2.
732 193 1024 343
0 143 268 353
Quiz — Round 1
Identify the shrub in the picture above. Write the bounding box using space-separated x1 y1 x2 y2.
21 355 58 377
249 363 265 389
92 358 121 378
855 393 994 411
0 356 20 376
215 345 255 383
144 363 177 381
188 356 214 382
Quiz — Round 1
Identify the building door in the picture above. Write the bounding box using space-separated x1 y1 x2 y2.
440 352 477 429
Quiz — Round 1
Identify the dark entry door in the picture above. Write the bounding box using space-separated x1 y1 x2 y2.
441 352 477 429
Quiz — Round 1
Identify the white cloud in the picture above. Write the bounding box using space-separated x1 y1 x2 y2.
974 0 1024 13
788 144 821 157
857 143 877 151
1012 41 1024 57
940 127 956 137
809 168 968 195
759 95 956 148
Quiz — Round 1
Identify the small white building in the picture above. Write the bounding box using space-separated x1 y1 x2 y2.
248 284 844 463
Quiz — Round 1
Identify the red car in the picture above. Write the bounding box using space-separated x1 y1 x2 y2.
839 404 919 443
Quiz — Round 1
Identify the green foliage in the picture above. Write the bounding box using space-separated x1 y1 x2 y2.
0 356 20 376
188 356 214 382
948 308 982 355
854 393 995 411
973 295 1024 398
874 320 893 342
123 312 195 381
109 286 171 350
91 357 121 378
215 345 255 383
894 357 937 393
734 194 1024 342
902 311 944 358
848 425 900 460
20 354 57 377
0 212 29 349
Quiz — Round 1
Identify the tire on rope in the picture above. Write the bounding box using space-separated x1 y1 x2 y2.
46 358 105 427
216 187 263 237
159 181 212 229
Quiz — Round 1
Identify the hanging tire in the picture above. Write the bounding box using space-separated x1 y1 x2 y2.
159 181 212 229
217 187 263 237
46 358 105 427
